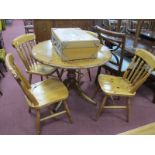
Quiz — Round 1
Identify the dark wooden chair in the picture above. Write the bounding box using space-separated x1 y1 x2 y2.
23 20 34 34
94 25 131 83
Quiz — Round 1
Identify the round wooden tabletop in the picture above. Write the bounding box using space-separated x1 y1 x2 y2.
32 40 111 69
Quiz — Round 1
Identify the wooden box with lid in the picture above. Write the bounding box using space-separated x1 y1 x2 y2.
51 28 100 61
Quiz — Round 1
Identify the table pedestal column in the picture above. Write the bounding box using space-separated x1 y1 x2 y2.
63 69 78 89
54 69 96 112
64 69 97 105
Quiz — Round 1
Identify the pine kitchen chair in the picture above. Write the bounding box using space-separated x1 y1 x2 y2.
96 49 155 122
6 53 73 134
12 34 60 83
23 19 34 34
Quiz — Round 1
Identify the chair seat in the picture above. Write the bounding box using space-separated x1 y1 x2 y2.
98 74 135 96
28 62 56 75
29 78 69 108
0 49 6 60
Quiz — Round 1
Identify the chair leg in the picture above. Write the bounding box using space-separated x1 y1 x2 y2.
36 109 41 134
63 100 73 124
29 74 32 84
40 75 43 81
87 69 92 81
77 69 81 82
127 97 131 122
96 95 108 121
95 66 102 84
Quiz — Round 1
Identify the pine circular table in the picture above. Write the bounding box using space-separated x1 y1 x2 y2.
32 40 111 105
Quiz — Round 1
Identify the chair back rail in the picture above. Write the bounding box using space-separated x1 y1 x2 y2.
12 34 36 71
23 19 33 26
93 25 126 75
123 49 155 93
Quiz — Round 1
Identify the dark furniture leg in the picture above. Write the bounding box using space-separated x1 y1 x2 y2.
95 66 102 84
87 69 92 81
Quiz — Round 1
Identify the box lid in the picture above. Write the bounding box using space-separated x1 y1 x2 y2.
51 28 100 48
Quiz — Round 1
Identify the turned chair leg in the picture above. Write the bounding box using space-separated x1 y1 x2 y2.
36 109 41 134
127 97 131 122
96 95 108 121
63 100 73 124
29 74 32 84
